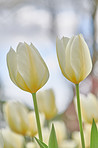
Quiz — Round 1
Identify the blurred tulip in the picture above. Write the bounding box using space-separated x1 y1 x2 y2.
26 142 37 148
0 132 4 148
72 124 92 148
50 121 67 144
72 131 81 148
4 101 29 135
83 124 91 147
1 128 24 148
37 89 58 120
7 42 49 93
59 140 78 148
80 93 98 123
28 111 45 136
56 34 92 84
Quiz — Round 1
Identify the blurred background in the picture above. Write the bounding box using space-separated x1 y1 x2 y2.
0 0 98 130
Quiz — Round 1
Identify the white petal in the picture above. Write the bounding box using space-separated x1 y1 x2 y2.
17 42 49 93
70 34 92 82
7 48 30 92
65 36 77 83
56 37 69 79
80 93 98 123
7 48 18 85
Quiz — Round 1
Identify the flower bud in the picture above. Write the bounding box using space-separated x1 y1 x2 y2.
7 42 49 93
37 89 58 120
4 101 29 135
56 34 92 84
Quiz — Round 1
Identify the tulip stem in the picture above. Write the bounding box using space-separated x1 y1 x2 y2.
75 84 85 148
32 93 43 142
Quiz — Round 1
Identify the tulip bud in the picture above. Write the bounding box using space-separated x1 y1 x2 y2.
80 93 98 123
56 34 92 84
7 42 49 93
28 111 45 137
3 101 29 135
1 128 24 148
37 89 58 120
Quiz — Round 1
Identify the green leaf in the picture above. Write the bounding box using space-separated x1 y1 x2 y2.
90 119 98 148
48 124 58 148
34 137 48 148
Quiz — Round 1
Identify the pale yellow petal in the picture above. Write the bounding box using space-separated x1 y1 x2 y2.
65 36 77 83
80 93 98 123
37 89 57 120
4 102 29 135
28 111 45 136
16 42 49 93
7 48 18 85
70 34 92 83
2 129 24 148
56 37 70 79
7 48 30 92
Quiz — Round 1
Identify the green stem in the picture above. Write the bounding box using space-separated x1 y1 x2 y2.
32 93 43 142
75 84 85 148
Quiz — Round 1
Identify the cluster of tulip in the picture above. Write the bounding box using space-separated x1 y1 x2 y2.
0 34 96 148
0 91 78 148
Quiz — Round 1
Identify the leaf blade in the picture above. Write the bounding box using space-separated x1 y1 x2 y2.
90 119 98 148
34 137 48 148
49 124 58 148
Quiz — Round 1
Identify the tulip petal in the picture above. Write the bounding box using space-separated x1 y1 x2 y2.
37 89 57 120
70 34 92 83
7 48 30 92
7 48 18 85
65 36 77 83
80 94 98 123
16 42 49 93
30 44 49 90
56 37 70 80
4 102 29 135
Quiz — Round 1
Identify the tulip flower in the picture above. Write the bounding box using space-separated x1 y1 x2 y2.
28 111 45 137
7 42 49 141
37 89 58 120
7 42 49 93
1 128 24 148
56 34 92 148
56 34 92 84
80 93 98 123
3 101 29 135
0 132 4 148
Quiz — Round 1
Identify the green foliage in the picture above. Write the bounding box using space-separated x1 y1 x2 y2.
34 137 48 148
90 119 98 148
48 124 58 148
35 124 58 148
